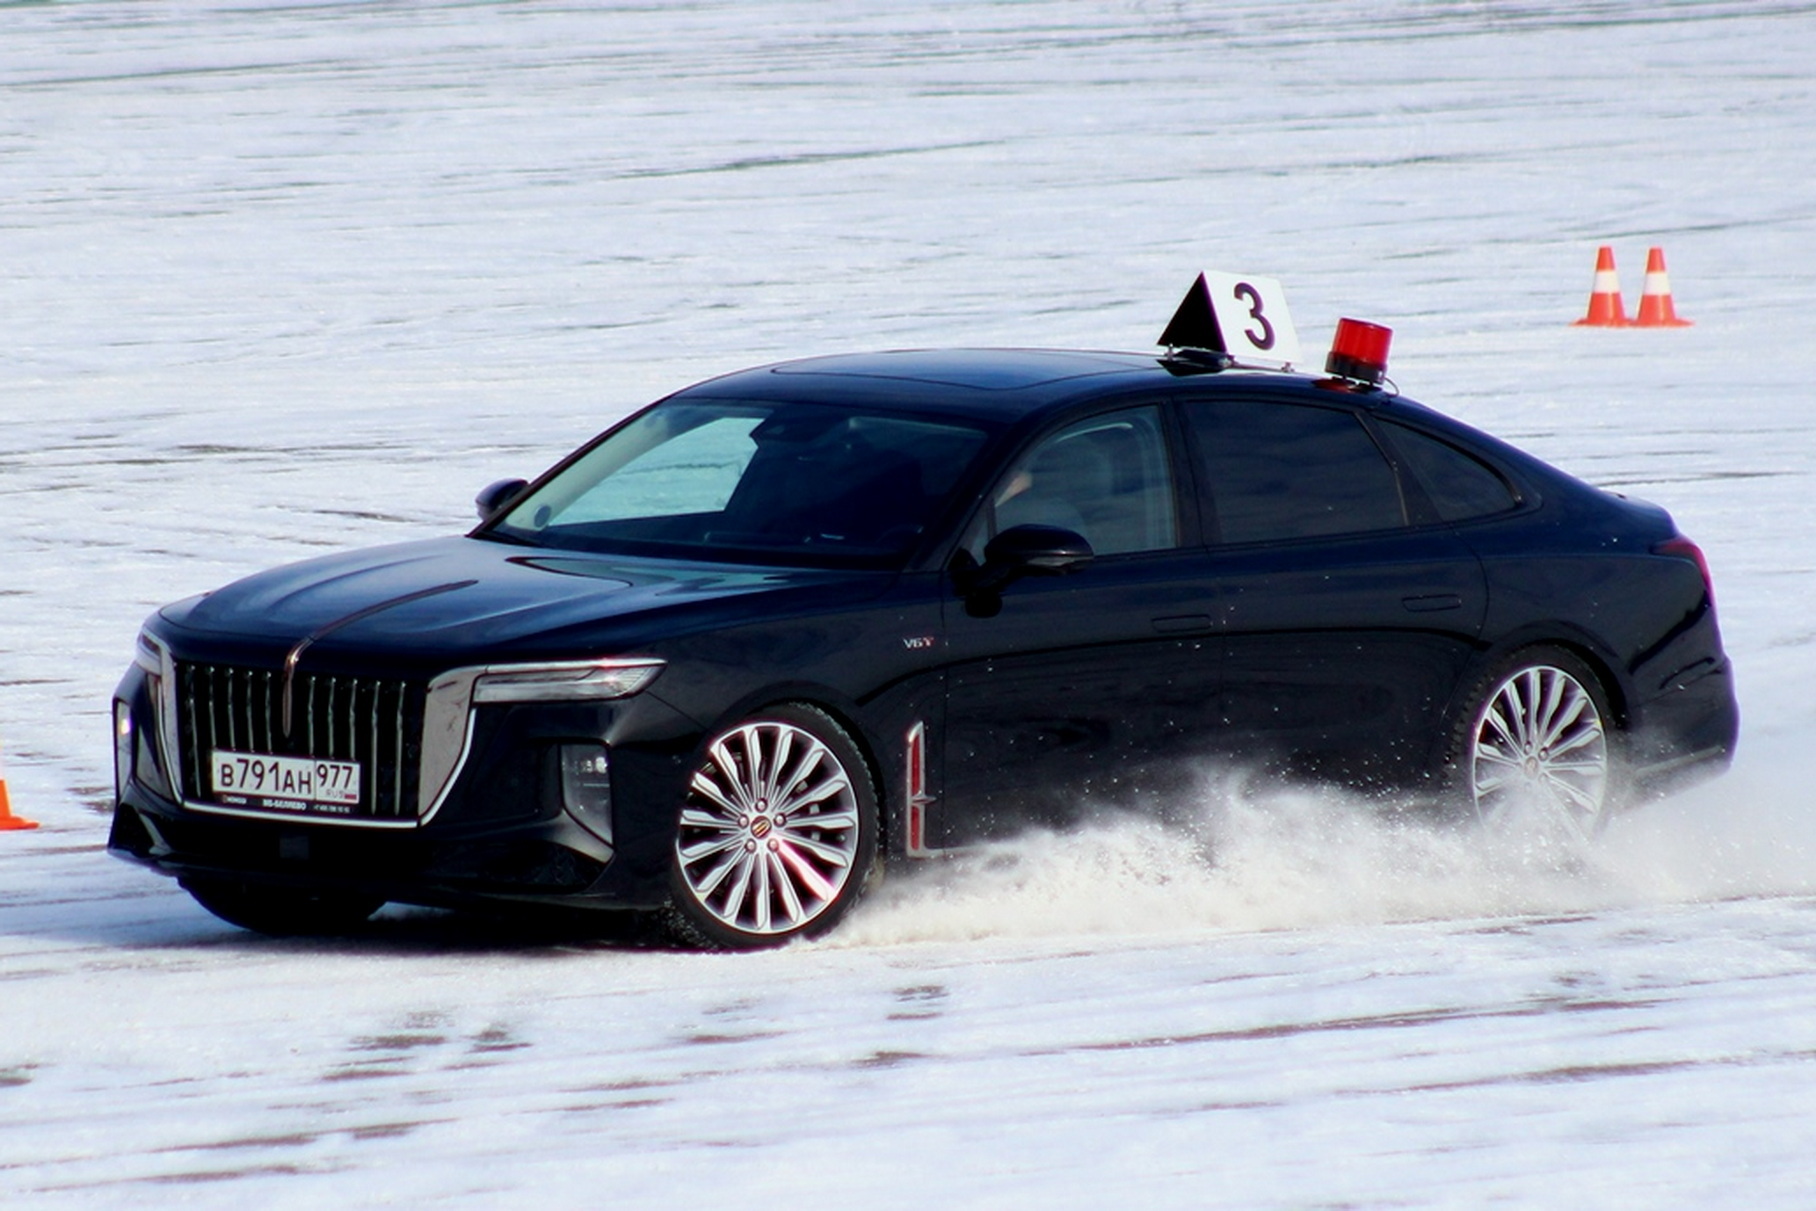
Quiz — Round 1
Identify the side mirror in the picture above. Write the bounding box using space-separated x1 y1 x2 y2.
475 478 529 522
982 524 1095 577
958 525 1094 616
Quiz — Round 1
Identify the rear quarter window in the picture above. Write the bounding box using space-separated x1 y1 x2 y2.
1378 420 1519 522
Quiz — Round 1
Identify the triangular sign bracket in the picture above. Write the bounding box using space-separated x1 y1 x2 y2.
1157 273 1225 353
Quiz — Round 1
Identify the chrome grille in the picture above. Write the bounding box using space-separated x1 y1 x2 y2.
175 662 425 822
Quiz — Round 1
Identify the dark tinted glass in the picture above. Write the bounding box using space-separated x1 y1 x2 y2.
1186 400 1405 543
962 407 1178 560
492 400 991 568
1378 421 1518 521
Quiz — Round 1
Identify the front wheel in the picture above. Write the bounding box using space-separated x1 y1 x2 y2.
1455 648 1619 842
668 704 878 949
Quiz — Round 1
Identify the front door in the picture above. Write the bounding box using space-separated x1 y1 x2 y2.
937 405 1221 842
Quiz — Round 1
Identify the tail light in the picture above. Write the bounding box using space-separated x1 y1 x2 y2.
1653 535 1714 604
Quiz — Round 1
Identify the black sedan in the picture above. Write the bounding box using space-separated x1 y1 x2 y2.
110 336 1738 947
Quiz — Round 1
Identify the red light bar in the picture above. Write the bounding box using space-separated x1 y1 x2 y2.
1325 318 1392 385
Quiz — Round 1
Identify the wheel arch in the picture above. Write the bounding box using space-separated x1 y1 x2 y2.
1462 626 1633 733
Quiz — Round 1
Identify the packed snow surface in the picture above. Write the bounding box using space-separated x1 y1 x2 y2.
4 1 1816 1205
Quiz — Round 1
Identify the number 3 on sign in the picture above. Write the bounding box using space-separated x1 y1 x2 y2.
1201 271 1302 369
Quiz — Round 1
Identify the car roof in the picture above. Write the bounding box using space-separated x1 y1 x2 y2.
669 347 1328 423
662 346 1574 499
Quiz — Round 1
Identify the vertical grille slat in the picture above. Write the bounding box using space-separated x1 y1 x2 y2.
233 667 250 752
223 667 239 751
261 669 277 755
332 677 347 763
391 682 407 821
183 672 203 799
174 661 425 824
252 670 269 755
366 680 380 815
324 677 339 762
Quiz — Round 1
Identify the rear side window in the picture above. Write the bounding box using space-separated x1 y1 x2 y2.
1378 421 1518 521
1185 400 1406 544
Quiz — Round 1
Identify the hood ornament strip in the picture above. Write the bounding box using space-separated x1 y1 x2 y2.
280 579 476 736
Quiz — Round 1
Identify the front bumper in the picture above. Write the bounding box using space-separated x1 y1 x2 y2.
109 784 669 912
108 660 697 913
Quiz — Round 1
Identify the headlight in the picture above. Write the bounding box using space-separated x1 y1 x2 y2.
419 657 665 822
127 629 182 800
134 629 167 676
472 658 665 704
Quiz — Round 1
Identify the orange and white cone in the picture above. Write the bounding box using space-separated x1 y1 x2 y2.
1572 245 1630 327
0 740 39 831
1634 246 1692 327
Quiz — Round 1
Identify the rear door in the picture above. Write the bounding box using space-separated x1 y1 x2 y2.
1180 395 1487 785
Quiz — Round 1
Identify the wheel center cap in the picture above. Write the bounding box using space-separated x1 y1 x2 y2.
1523 756 1542 779
750 816 773 839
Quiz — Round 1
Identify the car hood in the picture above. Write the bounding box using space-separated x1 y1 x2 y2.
158 536 870 665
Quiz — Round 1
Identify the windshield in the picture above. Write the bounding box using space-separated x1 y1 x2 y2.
487 399 994 567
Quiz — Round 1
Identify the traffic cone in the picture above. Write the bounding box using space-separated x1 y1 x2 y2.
1633 246 1692 327
1572 245 1630 327
0 741 39 831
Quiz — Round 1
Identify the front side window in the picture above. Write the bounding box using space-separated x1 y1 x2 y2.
961 406 1179 560
488 399 992 567
1186 399 1406 544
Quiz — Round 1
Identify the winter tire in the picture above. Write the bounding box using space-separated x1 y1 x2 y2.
668 704 878 949
1456 647 1617 841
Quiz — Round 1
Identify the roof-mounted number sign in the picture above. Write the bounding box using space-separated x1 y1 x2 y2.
1158 271 1302 370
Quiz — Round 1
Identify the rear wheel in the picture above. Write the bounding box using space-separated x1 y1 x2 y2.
1455 647 1617 841
668 704 877 949
182 878 384 937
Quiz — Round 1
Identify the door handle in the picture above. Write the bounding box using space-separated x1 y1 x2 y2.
1401 593 1464 613
1151 614 1215 634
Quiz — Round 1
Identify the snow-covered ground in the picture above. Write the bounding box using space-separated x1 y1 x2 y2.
4 1 1816 1205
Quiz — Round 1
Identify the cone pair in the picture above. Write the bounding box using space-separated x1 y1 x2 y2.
1573 245 1692 327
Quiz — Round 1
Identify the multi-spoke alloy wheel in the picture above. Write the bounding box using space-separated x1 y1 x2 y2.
1467 656 1612 840
671 705 875 948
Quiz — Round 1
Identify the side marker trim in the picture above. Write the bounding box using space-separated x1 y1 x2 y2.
905 721 934 858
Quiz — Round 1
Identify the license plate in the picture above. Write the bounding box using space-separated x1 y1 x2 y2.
211 750 362 812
